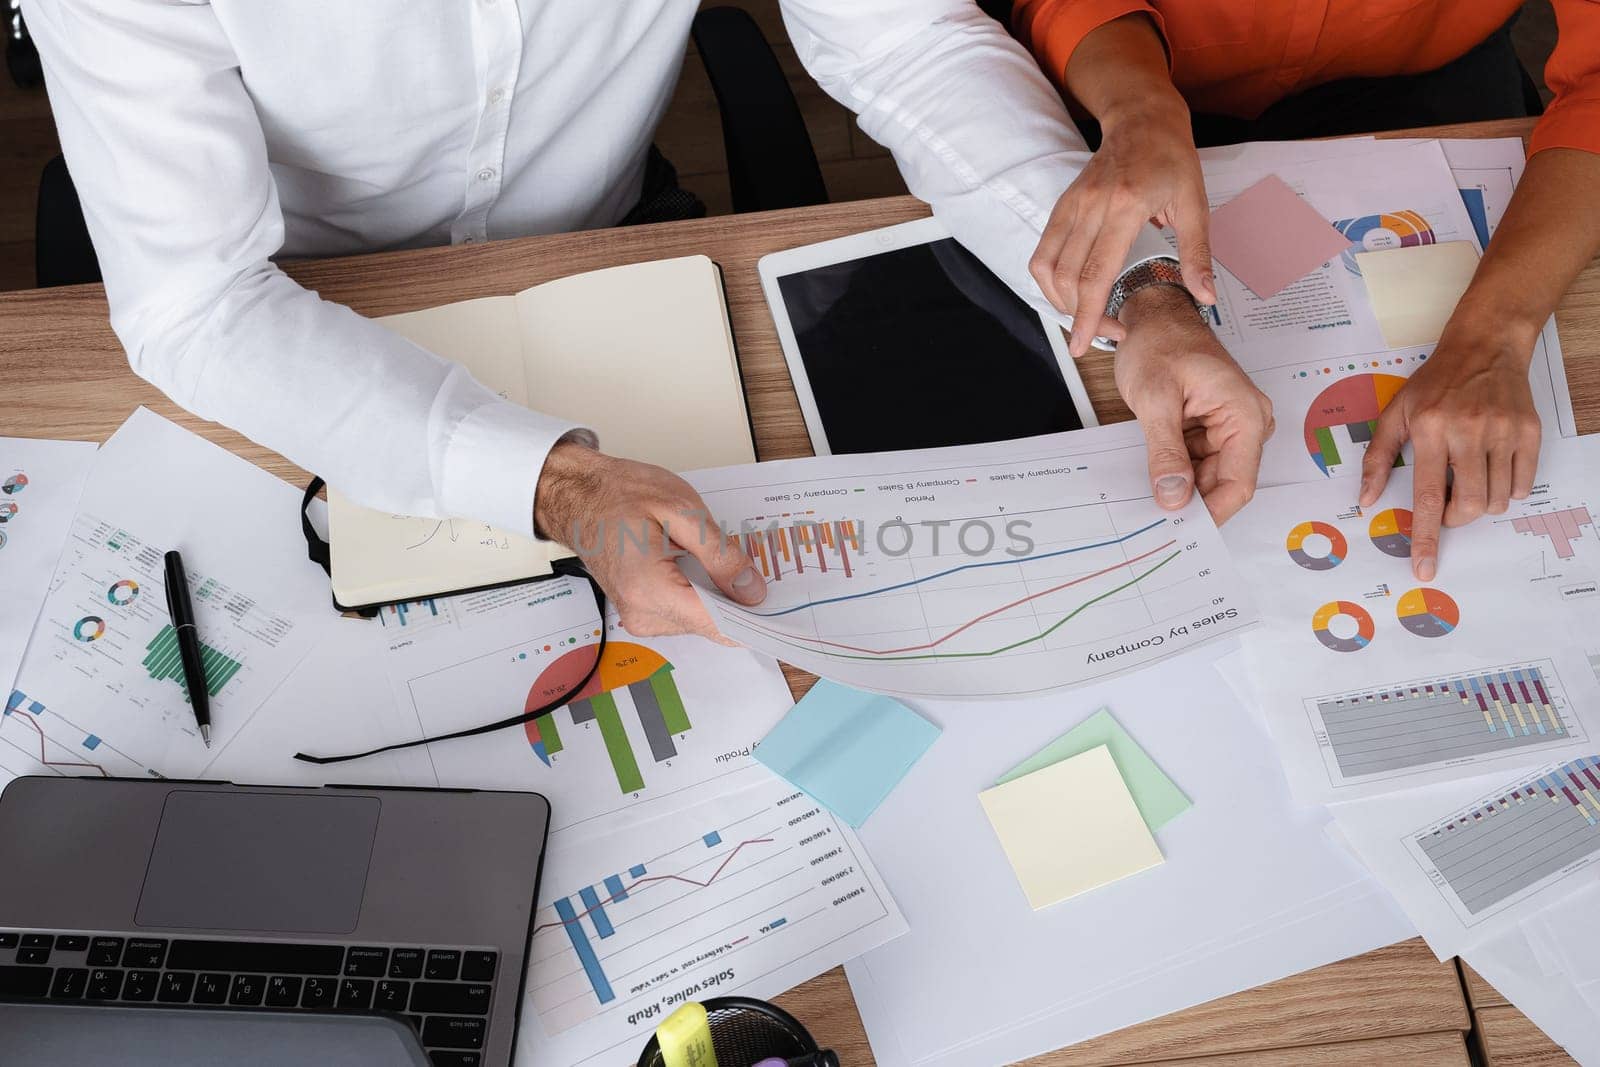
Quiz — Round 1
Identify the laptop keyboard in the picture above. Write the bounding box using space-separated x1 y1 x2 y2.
0 931 497 1066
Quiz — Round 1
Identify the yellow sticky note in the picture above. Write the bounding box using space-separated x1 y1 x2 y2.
978 744 1163 910
1354 240 1481 349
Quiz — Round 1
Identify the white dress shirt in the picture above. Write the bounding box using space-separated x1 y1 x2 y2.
26 0 1163 539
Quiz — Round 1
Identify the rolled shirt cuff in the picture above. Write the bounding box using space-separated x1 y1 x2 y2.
438 393 596 542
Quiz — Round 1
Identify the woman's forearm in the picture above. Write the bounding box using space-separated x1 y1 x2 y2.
1063 13 1185 131
1452 147 1600 355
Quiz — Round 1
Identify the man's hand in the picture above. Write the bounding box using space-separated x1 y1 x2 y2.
1114 286 1273 523
1359 320 1540 582
533 440 766 641
1029 72 1213 357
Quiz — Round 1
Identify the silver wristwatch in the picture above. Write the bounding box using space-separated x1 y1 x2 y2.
1104 256 1209 325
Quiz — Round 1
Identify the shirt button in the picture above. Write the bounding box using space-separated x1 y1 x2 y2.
488 88 507 105
476 168 496 183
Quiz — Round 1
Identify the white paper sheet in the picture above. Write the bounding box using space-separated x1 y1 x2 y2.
364 575 795 834
2 409 336 783
1227 433 1600 803
685 423 1258 698
1462 921 1600 1064
837 642 1412 1066
0 437 95 730
515 774 908 1067
1331 757 1600 958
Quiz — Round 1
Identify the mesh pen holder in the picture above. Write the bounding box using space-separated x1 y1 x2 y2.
635 997 837 1067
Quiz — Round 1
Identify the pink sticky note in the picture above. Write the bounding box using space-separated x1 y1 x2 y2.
1208 174 1352 300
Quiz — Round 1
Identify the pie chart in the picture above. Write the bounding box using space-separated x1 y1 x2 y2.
1332 210 1436 274
107 579 140 606
1286 521 1347 571
1397 587 1458 638
1303 373 1406 477
1 473 26 494
73 616 106 642
1312 601 1374 652
1368 508 1413 558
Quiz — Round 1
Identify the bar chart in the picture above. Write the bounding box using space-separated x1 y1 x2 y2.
1413 754 1600 923
1508 505 1595 560
523 779 901 1061
393 598 794 832
522 641 692 794
142 624 245 697
1309 660 1578 783
742 518 862 581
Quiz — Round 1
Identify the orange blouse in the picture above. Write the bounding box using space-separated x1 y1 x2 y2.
1013 0 1600 156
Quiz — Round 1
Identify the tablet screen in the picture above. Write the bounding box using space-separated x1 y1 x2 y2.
774 237 1088 454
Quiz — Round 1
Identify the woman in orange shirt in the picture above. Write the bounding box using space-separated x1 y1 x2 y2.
1016 1 1600 583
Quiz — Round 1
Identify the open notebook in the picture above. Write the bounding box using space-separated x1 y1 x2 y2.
325 255 756 609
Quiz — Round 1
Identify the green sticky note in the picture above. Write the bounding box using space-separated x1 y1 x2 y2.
996 709 1190 831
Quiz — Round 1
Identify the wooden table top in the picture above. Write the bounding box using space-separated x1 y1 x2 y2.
4 116 1590 1065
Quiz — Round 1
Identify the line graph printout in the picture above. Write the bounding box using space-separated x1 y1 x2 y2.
1230 437 1600 803
685 427 1257 698
375 576 796 833
1333 753 1600 957
515 777 906 1067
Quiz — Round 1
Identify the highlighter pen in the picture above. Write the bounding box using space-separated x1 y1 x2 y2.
656 1001 718 1067
163 550 213 747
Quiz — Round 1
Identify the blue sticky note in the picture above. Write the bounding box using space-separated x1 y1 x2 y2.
754 680 940 827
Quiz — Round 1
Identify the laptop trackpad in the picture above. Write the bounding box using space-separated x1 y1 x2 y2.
136 791 380 934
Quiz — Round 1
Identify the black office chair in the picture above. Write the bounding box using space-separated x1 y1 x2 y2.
33 5 827 288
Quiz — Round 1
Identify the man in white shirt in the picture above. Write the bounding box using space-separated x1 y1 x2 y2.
27 0 1268 639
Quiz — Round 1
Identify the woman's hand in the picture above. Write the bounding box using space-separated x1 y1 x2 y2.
1359 318 1540 581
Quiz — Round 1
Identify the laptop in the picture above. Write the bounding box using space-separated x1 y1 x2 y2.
0 777 551 1067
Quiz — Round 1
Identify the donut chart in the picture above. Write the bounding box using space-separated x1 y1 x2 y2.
1332 210 1437 274
73 616 106 642
1397 587 1458 638
107 579 140 606
0 501 16 522
1303 373 1407 477
1368 508 1413 558
1312 601 1375 652
1286 521 1348 570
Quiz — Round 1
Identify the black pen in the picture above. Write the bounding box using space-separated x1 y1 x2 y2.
162 550 212 748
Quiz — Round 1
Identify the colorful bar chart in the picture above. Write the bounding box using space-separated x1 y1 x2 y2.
743 520 861 581
523 640 694 795
141 624 244 697
1510 506 1595 560
379 599 441 627
1314 662 1569 779
1416 754 1600 917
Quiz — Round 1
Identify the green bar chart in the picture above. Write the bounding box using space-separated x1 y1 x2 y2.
142 624 243 697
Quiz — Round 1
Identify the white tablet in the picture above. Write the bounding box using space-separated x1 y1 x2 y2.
757 217 1098 456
